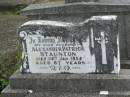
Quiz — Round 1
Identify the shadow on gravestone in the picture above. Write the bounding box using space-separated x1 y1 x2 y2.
18 15 120 74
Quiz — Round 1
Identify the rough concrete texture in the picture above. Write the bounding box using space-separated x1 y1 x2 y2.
9 69 130 92
98 0 130 4
25 91 130 97
34 0 64 3
1 85 28 97
2 88 130 97
21 2 130 16
2 70 130 97
65 0 97 3
65 0 130 4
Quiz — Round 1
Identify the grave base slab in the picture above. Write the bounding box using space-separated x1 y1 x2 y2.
9 69 130 92
2 69 130 97
2 86 130 97
1 85 27 97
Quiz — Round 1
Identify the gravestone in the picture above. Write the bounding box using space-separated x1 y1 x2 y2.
19 15 120 74
21 0 130 67
2 0 130 97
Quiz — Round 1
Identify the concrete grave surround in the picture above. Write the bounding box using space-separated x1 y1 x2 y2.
2 69 130 97
65 0 97 3
2 0 130 97
19 15 120 74
65 0 130 4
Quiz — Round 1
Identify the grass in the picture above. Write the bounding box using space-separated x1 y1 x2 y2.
0 41 22 94
0 3 25 95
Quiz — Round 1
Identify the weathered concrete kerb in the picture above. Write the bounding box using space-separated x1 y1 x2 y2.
2 69 130 97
